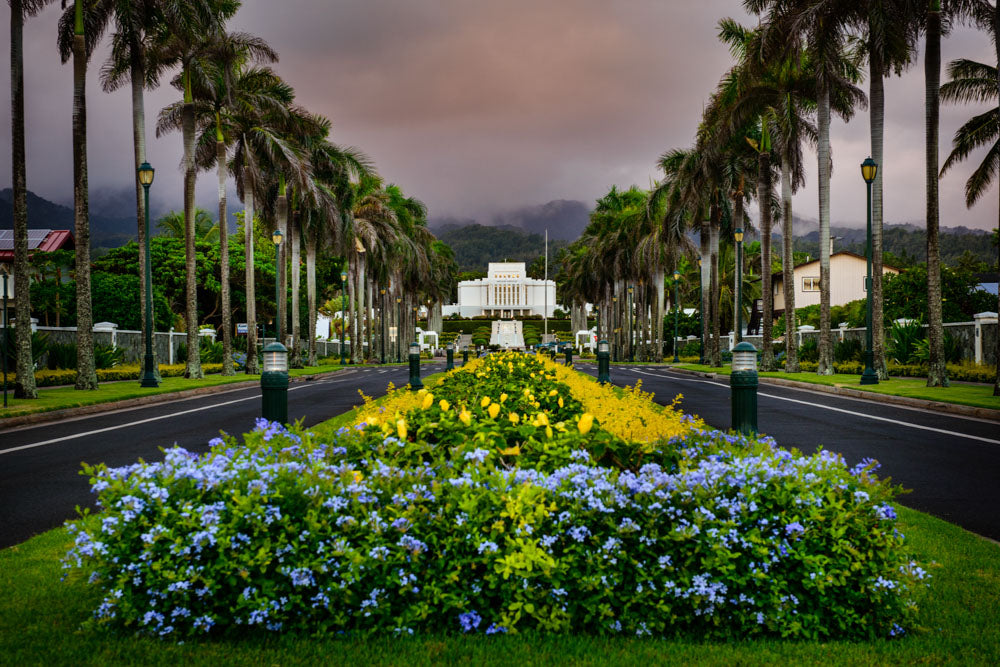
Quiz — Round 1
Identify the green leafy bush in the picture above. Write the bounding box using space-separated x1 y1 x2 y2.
94 344 126 370
2 330 49 370
834 338 863 363
46 342 77 370
797 338 819 363
65 354 927 641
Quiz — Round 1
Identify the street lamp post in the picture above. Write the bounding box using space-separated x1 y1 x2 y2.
735 227 744 343
380 288 386 364
673 270 681 363
860 157 879 385
137 162 159 388
413 306 419 351
339 270 347 366
272 229 284 343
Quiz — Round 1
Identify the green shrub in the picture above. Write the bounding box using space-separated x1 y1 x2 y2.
797 338 819 363
2 330 49 370
94 344 126 370
834 338 863 363
46 342 77 370
64 354 927 641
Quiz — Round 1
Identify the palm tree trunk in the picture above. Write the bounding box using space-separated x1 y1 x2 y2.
655 271 665 362
870 48 890 380
276 184 288 347
72 20 98 391
357 253 366 363
700 221 710 364
131 43 159 381
182 93 202 379
290 210 303 368
243 187 259 374
710 211 721 367
994 3 1000 397
781 152 799 372
925 3 948 387
306 222 317 366
817 82 834 375
366 279 375 361
10 0 36 398
759 151 776 371
217 140 234 375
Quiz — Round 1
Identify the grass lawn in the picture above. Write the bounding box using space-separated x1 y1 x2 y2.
0 365 343 420
673 364 1000 412
1 505 996 665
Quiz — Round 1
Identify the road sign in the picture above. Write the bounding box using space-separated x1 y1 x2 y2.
236 323 248 335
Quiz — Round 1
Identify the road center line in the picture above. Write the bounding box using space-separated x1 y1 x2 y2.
623 368 1000 446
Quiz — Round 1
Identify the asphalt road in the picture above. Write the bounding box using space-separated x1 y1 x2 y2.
3 360 998 549
0 364 440 549
573 362 1000 542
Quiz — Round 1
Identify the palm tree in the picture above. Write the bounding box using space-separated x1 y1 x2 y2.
155 208 218 240
939 1 1000 395
854 0 922 379
924 0 950 386
59 0 170 382
159 40 279 376
153 1 237 379
9 0 56 399
762 1 866 374
61 0 99 389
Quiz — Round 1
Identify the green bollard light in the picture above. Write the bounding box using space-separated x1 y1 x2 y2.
261 342 289 424
565 345 573 367
408 341 423 390
462 346 469 366
597 339 610 384
446 343 455 371
730 341 758 436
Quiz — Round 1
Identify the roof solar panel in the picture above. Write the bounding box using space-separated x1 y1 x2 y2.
0 229 53 251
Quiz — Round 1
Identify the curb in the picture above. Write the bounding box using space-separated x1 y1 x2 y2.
0 370 342 431
667 366 1000 422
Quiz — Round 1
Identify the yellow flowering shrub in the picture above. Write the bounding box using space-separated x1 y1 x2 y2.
536 355 703 445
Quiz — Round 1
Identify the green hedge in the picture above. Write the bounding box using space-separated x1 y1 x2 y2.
2 364 226 389
794 361 996 383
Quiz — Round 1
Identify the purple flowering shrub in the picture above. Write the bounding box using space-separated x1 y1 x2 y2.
63 413 928 640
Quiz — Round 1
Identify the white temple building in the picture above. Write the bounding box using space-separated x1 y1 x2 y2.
444 262 557 318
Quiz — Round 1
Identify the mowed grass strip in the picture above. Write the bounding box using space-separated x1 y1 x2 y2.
1 506 997 665
673 364 1000 412
0 365 343 420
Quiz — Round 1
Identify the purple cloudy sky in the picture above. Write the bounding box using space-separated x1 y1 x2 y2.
1 0 996 231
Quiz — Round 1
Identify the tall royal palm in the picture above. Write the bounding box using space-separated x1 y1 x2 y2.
939 1 1000 395
9 0 57 398
153 1 236 379
159 39 279 376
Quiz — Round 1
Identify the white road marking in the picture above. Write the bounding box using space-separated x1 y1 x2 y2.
0 368 389 456
622 367 1000 446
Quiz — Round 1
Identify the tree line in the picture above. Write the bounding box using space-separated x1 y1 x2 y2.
8 0 457 399
559 0 999 395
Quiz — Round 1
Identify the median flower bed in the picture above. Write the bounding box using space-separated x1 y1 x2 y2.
63 352 928 640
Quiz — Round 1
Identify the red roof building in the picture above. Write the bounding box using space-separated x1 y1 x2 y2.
0 229 75 262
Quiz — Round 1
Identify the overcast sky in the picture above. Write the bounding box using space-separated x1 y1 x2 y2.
1 0 997 232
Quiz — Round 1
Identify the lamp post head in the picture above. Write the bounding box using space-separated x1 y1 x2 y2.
271 229 283 246
340 271 347 282
673 270 681 281
732 341 758 372
734 228 744 243
396 297 401 304
628 286 633 295
380 288 386 295
137 162 154 187
861 156 878 184
262 342 289 372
